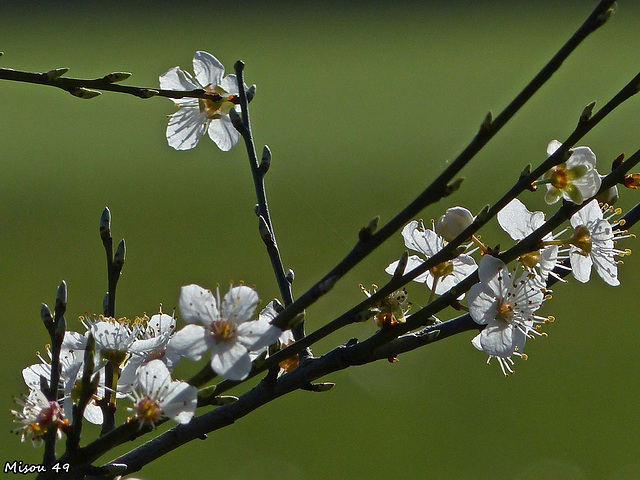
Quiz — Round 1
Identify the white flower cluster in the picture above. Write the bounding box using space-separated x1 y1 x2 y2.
385 140 632 375
14 284 284 446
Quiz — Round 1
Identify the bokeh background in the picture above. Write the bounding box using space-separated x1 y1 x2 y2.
2 1 639 479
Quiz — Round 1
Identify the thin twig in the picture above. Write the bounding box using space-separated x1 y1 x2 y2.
0 67 243 102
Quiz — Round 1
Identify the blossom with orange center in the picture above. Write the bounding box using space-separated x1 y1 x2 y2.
171 284 282 381
569 199 631 286
542 140 601 204
386 219 477 298
160 51 245 151
11 389 66 447
127 360 197 428
468 255 549 376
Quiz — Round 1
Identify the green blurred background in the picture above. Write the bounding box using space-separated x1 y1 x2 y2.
2 1 640 478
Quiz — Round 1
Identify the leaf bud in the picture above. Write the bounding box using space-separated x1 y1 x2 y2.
393 251 409 278
286 269 295 284
260 145 272 173
100 207 111 240
114 239 126 269
246 84 257 102
41 303 53 329
359 216 379 241
45 68 69 80
228 108 245 133
102 72 132 83
580 101 596 123
55 280 67 315
139 88 159 98
68 87 101 99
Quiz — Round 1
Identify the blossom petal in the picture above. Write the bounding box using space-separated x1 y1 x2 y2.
207 115 240 151
497 199 544 240
569 249 592 283
166 108 207 151
400 221 441 256
193 51 224 88
137 360 171 396
22 364 51 390
467 287 499 326
83 403 104 425
572 169 602 202
591 250 619 286
161 382 198 424
148 313 176 336
475 255 509 299
210 341 252 380
475 323 525 358
168 324 210 361
385 255 430 283
159 66 200 92
237 321 282 352
571 199 602 228
567 146 597 169
218 74 241 95
179 284 219 325
222 285 259 324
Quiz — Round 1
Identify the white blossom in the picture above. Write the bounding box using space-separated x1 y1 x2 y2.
160 51 243 151
569 199 628 286
127 360 197 427
468 255 550 375
11 389 65 447
543 140 601 204
119 313 181 391
497 198 561 281
22 347 103 425
171 284 282 381
386 220 477 297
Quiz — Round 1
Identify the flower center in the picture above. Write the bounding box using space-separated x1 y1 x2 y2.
211 319 237 342
430 260 454 279
548 164 569 189
199 85 236 120
496 300 514 323
570 224 592 254
519 250 541 269
135 397 163 426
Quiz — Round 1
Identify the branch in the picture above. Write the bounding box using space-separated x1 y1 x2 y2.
0 66 245 102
